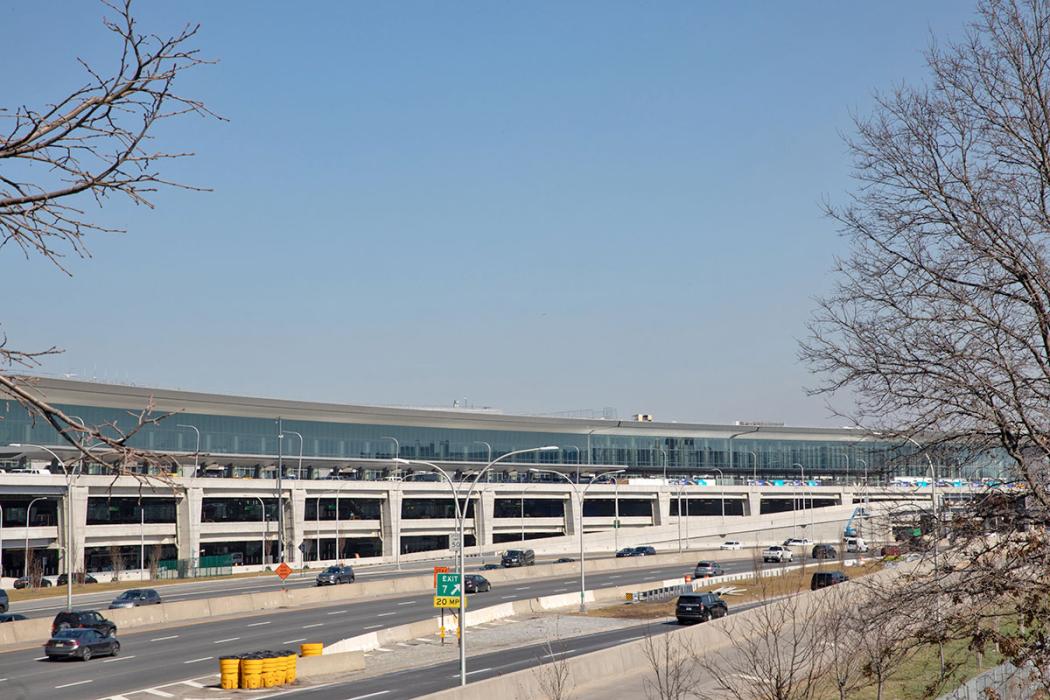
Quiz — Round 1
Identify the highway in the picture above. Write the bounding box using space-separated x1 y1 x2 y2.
0 556 782 699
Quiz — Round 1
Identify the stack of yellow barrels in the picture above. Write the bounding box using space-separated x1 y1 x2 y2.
221 645 314 690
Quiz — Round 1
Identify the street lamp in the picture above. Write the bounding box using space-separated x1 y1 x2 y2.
747 450 758 484
23 496 49 579
529 467 624 614
176 424 201 477
284 430 304 480
396 445 558 687
711 468 726 533
250 496 268 567
792 463 807 535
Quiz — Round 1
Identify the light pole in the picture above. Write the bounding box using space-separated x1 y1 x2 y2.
276 418 286 564
792 463 806 535
397 445 558 687
841 453 850 486
747 450 758 483
711 468 726 533
139 497 145 578
529 467 624 613
250 496 267 566
176 424 201 477
727 427 760 480
472 442 492 481
676 481 683 553
23 497 48 579
284 430 304 480
659 448 668 482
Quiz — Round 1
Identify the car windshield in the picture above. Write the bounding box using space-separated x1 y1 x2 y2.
505 551 522 557
116 591 140 599
324 567 341 573
54 629 93 639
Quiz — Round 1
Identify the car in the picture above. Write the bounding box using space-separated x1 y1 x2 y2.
57 573 99 585
479 563 502 571
693 561 724 578
0 589 7 613
463 574 491 593
315 565 355 586
109 589 162 608
845 537 869 553
811 571 849 590
631 546 657 556
13 576 52 589
615 548 635 558
783 538 813 547
762 546 793 563
555 557 575 563
44 628 120 661
719 541 743 550
51 610 117 637
880 544 902 557
0 613 27 623
501 549 535 567
675 592 728 624
811 544 837 560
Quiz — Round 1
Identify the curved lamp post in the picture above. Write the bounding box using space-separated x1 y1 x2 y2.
396 445 558 687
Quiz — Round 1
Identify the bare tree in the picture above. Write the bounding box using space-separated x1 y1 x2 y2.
0 0 219 475
108 545 125 582
527 635 575 700
641 627 699 700
816 587 870 700
802 0 1050 673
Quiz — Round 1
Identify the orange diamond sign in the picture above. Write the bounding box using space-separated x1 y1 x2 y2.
275 562 293 580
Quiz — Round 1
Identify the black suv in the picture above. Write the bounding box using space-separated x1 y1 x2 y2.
811 571 849 590
57 573 98 585
632 546 657 557
501 549 535 567
51 610 117 637
315 565 355 586
675 592 728 624
811 544 837 560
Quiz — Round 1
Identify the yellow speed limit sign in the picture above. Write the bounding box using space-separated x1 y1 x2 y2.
433 596 465 609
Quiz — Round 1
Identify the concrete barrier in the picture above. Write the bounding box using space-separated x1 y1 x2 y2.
297 650 365 679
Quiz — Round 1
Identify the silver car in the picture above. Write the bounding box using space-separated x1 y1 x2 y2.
693 561 724 578
108 589 161 609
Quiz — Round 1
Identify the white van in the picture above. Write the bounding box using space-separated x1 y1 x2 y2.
10 466 52 476
845 537 869 553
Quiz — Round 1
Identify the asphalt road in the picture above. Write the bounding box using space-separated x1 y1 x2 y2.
0 556 784 699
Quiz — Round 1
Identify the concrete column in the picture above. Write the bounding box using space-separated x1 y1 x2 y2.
563 494 580 537
289 489 306 568
841 490 856 507
476 490 495 550
381 488 403 560
176 487 203 565
59 484 88 574
653 492 671 526
746 491 761 517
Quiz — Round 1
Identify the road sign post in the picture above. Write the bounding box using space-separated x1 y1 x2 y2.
275 561 292 581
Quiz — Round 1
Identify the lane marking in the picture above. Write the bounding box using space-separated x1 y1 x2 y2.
449 667 492 678
362 624 383 630
151 635 179 642
282 638 307 644
214 637 240 643
183 680 205 688
346 692 390 700
33 656 47 660
56 680 93 689
326 610 348 615
103 654 136 663
302 623 324 629
183 656 213 664
247 621 271 627
142 689 175 697
514 586 530 590
396 601 415 606
543 649 577 657
376 612 396 617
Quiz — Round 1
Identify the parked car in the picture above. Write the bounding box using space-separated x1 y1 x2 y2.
13 576 52 589
0 613 27 623
51 610 117 637
615 548 635 558
719 541 743 550
44 628 120 661
0 589 8 613
631 546 657 556
844 537 869 552
57 573 98 585
501 549 535 567
693 561 724 578
811 571 849 590
783 538 813 547
675 592 728 624
762 546 793 563
880 544 902 557
463 575 491 594
811 544 837 560
480 563 502 571
109 589 161 608
555 557 575 564
315 565 355 586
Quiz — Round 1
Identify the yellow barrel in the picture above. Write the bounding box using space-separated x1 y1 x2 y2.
300 642 323 657
284 651 297 683
262 655 280 688
240 657 263 690
219 657 239 690
277 654 289 685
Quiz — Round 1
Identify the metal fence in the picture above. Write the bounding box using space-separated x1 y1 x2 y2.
938 662 1047 700
157 554 234 579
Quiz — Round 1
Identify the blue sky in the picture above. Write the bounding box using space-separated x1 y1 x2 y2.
1 1 975 425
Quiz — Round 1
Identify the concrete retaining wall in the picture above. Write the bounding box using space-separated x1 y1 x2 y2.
297 650 365 679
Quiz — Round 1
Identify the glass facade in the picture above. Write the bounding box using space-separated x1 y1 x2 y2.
0 398 906 478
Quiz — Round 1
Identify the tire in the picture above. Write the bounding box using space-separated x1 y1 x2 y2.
82 648 92 662
111 642 120 657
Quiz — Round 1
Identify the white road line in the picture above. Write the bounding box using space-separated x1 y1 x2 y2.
103 654 137 663
543 649 577 657
282 638 307 644
56 680 93 689
150 635 179 642
396 600 415 606
247 621 271 627
33 656 47 661
302 623 324 629
514 586 530 590
345 692 390 700
499 595 515 599
362 624 383 630
183 680 205 688
376 611 396 617
106 695 130 700
142 689 175 697
449 668 492 678
326 610 348 615
214 637 240 643
183 656 213 664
